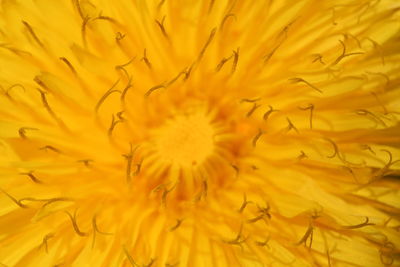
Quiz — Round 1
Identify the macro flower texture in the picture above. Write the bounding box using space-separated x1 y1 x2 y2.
0 0 400 266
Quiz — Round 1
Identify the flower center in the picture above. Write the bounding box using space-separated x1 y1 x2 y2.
154 108 215 167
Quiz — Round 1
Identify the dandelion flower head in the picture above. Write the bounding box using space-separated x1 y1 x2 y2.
0 0 400 266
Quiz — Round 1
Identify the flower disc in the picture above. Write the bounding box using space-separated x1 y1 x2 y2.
0 0 400 266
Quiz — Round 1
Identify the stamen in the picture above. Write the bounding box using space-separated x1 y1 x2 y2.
331 40 364 66
263 45 280 64
144 258 156 267
202 180 208 198
342 217 375 229
0 44 31 56
183 64 193 81
246 214 264 223
298 104 314 129
325 138 339 159
77 159 94 167
355 109 386 127
240 98 261 103
42 197 73 208
20 171 42 184
122 144 139 183
194 179 208 202
208 0 216 14
115 58 135 79
108 112 125 137
65 210 88 237
72 0 85 20
6 84 26 98
223 223 248 249
18 197 73 207
144 84 166 98
18 127 38 139
132 158 144 176
116 32 125 42
141 49 152 69
311 54 325 65
285 117 299 133
379 241 395 266
34 76 51 92
216 54 233 72
370 92 389 115
252 129 264 147
155 16 169 39
277 19 297 40
157 0 166 10
93 15 117 24
254 236 270 247
121 76 133 102
356 2 371 24
373 149 400 180
231 48 239 74
360 144 375 155
39 145 61 153
81 16 90 47
296 224 314 249
169 219 183 232
289 78 323 93
92 215 113 248
238 194 252 213
37 89 68 130
246 103 261 117
38 233 54 253
0 188 28 208
364 38 385 65
95 79 121 113
161 183 177 207
297 150 308 160
257 203 271 219
231 164 239 177
22 21 44 48
263 105 279 121
220 13 236 30
59 57 77 75
197 28 217 62
343 33 361 49
166 70 187 87
123 246 138 267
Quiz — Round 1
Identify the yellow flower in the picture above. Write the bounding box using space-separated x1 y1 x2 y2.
1 0 399 266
